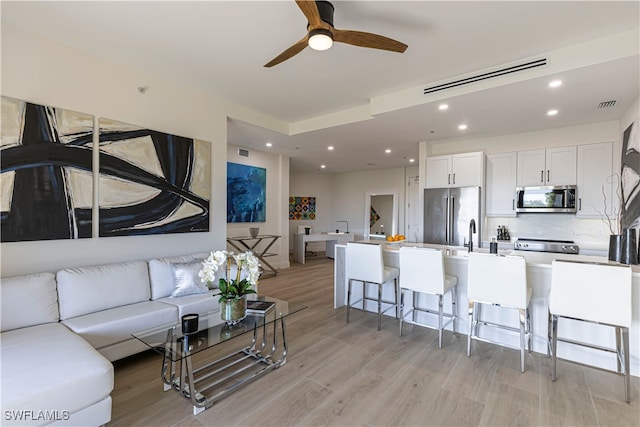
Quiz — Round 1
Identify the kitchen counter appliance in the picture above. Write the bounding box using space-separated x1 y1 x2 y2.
516 185 577 213
514 238 579 254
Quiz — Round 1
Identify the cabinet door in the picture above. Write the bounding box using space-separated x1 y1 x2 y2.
452 152 483 187
486 152 517 217
577 142 613 218
425 155 452 188
517 149 545 186
546 146 577 185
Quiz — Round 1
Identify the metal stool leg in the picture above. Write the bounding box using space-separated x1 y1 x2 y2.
377 282 383 331
551 314 559 382
467 300 475 357
346 279 353 323
451 286 458 336
399 289 405 337
622 327 630 403
438 294 444 349
519 308 526 373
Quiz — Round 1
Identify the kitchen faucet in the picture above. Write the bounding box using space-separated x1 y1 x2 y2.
336 220 349 233
464 219 476 252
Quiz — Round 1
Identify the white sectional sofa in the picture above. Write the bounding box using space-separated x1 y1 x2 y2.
1 251 230 426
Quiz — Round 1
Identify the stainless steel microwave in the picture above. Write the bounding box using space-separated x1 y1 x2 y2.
515 186 577 213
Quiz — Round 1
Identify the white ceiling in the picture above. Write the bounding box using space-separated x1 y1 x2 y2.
3 1 639 173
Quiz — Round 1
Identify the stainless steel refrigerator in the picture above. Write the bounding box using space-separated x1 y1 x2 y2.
423 186 481 247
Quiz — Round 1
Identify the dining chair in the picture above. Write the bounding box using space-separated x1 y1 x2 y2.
398 246 458 348
548 259 633 403
467 252 532 373
346 242 399 331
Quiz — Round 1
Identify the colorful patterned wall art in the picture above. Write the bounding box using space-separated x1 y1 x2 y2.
370 205 380 227
227 162 266 223
98 118 210 236
1 96 94 242
289 196 316 220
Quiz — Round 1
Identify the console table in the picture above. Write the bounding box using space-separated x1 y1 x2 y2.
227 235 281 276
293 233 354 264
132 297 306 415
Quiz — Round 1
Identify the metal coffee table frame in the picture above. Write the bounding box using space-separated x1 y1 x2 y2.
133 298 304 415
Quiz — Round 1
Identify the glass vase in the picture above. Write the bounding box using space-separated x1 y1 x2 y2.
220 295 247 325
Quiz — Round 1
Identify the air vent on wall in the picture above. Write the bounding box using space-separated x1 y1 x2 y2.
238 148 250 157
597 100 618 109
423 58 547 95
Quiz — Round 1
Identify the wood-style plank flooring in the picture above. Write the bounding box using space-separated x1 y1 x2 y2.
109 255 639 426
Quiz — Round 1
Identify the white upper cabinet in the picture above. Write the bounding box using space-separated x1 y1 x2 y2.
426 152 483 188
485 152 517 217
517 146 576 186
576 142 613 218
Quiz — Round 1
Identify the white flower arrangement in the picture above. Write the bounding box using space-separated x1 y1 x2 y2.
199 250 260 302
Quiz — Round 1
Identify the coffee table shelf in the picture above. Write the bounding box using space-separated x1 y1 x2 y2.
133 297 305 414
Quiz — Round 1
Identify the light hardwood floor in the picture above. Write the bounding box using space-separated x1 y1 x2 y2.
109 255 639 426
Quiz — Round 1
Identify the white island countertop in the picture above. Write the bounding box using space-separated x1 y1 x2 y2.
357 240 640 274
334 240 639 376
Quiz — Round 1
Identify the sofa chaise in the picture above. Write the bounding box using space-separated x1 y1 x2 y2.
1 251 234 426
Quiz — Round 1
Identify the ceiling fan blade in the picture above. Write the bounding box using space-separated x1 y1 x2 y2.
264 37 308 67
296 0 323 28
333 29 408 53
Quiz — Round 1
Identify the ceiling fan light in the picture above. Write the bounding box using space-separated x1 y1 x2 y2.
308 29 333 51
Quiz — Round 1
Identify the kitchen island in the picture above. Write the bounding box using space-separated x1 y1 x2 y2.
334 241 640 376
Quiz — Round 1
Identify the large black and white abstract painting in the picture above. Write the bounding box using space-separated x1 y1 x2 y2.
98 118 210 236
621 119 639 228
1 96 94 242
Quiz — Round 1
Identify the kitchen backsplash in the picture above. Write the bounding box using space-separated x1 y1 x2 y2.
484 216 617 251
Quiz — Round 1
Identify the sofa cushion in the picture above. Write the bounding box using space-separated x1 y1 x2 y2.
157 290 220 318
171 262 209 297
148 252 209 300
1 272 59 332
61 301 177 351
1 323 113 425
57 261 150 320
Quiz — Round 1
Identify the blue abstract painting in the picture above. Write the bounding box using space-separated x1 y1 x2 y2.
227 162 266 223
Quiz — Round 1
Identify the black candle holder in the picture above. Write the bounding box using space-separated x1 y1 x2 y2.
181 313 199 335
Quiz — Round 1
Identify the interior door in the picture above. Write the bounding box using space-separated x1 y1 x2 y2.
406 175 420 241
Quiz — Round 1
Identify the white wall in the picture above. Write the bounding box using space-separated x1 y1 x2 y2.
422 121 623 250
330 168 407 240
0 25 231 277
227 145 290 269
288 172 333 252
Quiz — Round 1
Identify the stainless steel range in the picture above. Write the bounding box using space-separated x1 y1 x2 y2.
514 238 580 254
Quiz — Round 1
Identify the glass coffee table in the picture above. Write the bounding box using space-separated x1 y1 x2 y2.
132 296 306 414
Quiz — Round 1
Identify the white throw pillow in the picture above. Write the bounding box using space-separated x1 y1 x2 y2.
171 262 209 297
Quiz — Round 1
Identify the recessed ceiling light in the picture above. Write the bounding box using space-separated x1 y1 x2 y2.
327 146 334 150
549 80 562 88
409 158 415 163
385 149 392 154
320 164 326 169
438 104 449 111
547 109 558 116
458 124 467 130
265 142 272 147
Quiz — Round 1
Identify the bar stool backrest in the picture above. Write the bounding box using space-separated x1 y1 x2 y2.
549 260 632 327
468 252 527 308
399 246 446 294
346 242 384 284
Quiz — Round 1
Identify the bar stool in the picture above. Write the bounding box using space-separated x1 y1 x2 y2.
398 246 458 348
548 259 632 403
467 252 532 373
346 242 399 331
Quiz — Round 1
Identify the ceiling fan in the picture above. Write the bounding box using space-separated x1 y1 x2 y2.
264 0 408 67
